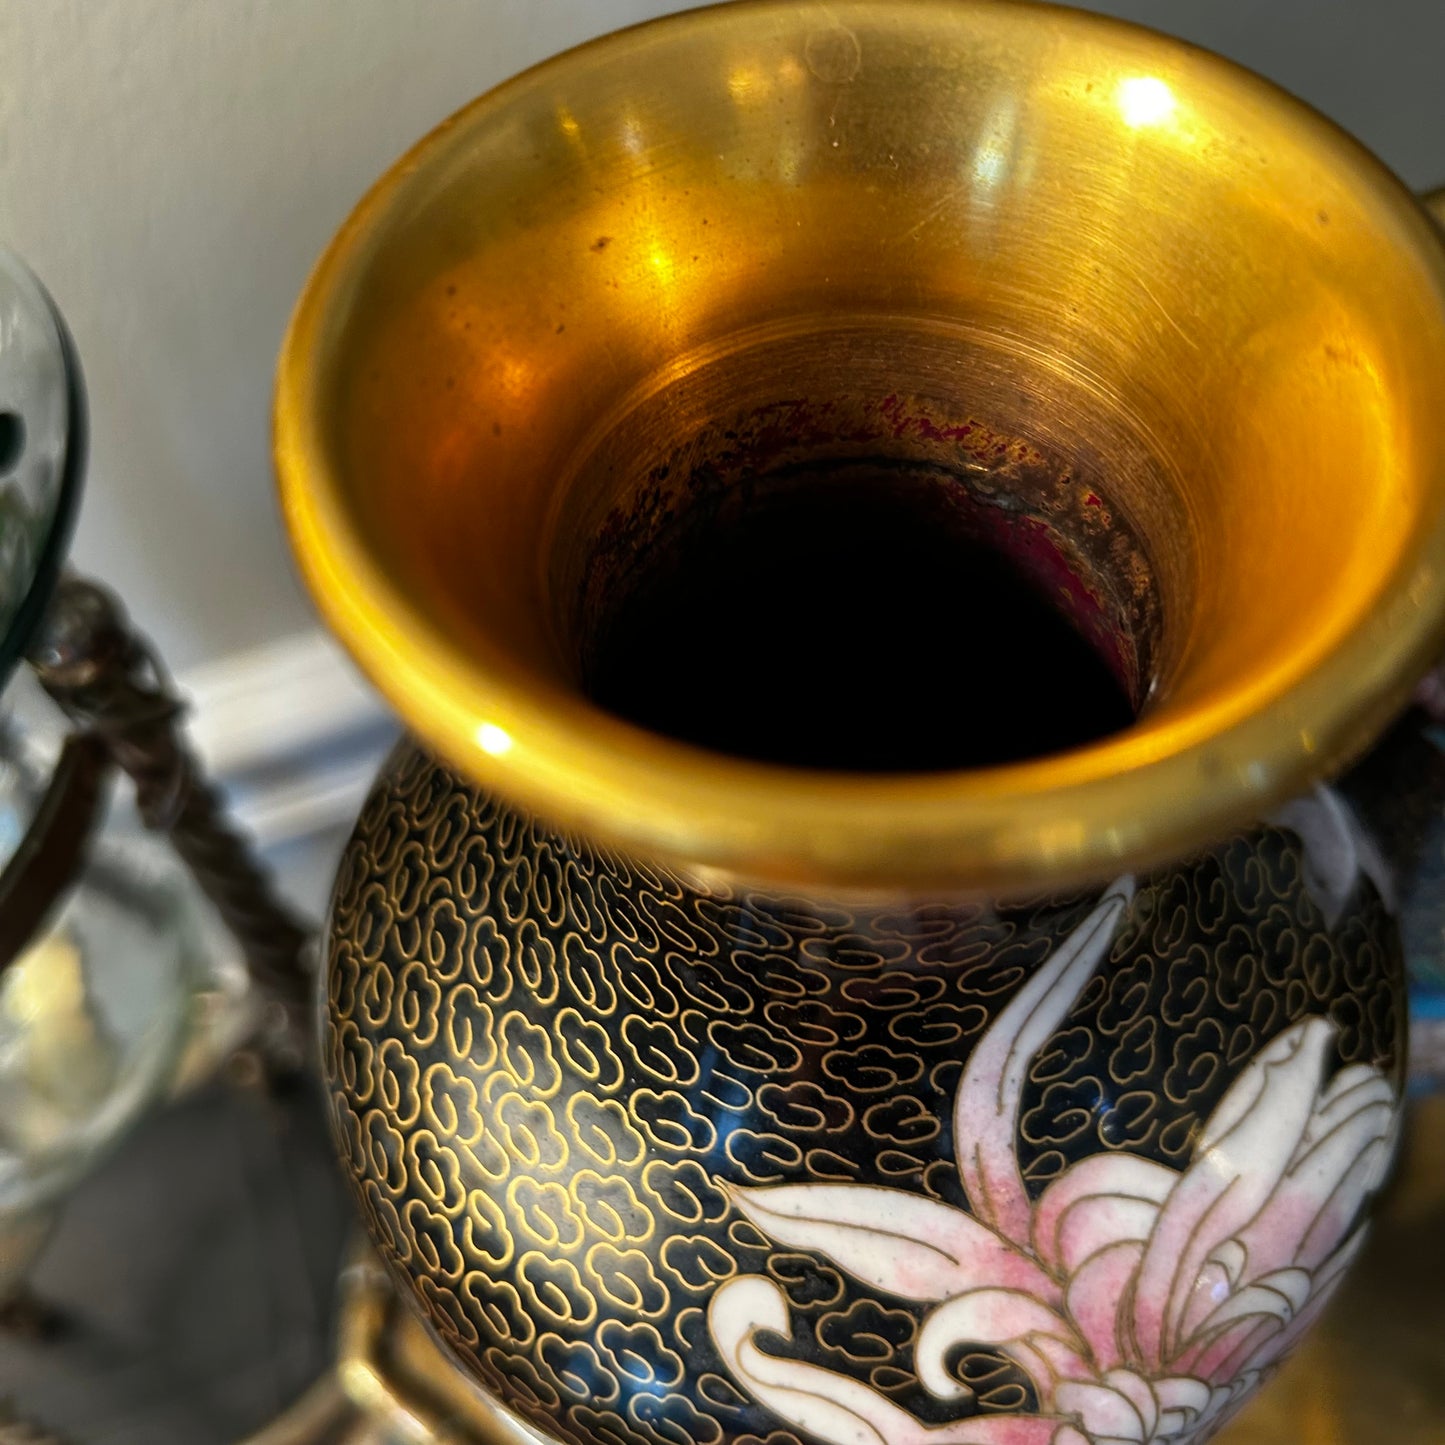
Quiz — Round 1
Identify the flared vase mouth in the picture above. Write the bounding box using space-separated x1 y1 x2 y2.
276 0 1445 895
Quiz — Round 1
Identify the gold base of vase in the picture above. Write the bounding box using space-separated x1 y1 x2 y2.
319 1096 1445 1445
335 1245 550 1445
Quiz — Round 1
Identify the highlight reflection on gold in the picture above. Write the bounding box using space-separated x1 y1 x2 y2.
1117 75 1177 129
477 724 513 758
726 63 767 103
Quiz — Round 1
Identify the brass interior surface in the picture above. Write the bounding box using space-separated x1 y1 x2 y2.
560 330 1169 736
275 0 1445 893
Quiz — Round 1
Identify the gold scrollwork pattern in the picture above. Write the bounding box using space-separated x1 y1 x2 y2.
325 743 1403 1445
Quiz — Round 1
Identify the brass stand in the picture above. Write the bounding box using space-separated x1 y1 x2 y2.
332 1248 544 1445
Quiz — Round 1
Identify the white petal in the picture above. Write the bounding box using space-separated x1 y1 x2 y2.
1176 1258 1234 1345
916 1288 1090 1400
1268 788 1393 926
956 882 1134 1247
1181 1315 1282 1384
1189 1270 1309 1340
727 1182 1060 1305
1055 1196 1161 1277
1297 1138 1391 1269
1152 1375 1213 1417
1195 1018 1333 1156
1131 1018 1333 1367
1238 1228 1367 1376
1033 1154 1175 1274
1207 1239 1247 1288
1231 1075 1395 1280
1301 1066 1395 1150
1054 1380 1145 1441
708 1275 929 1445
1294 1098 1395 1184
1064 1240 1143 1372
1102 1370 1158 1439
1254 1267 1312 1315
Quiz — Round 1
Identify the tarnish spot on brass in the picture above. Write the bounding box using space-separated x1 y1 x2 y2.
804 26 862 84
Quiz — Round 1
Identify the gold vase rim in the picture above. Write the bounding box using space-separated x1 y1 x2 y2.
275 0 1445 894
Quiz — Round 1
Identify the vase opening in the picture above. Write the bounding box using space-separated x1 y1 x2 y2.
583 464 1138 771
560 331 1164 771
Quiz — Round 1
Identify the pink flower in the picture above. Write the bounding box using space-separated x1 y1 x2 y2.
709 883 1398 1445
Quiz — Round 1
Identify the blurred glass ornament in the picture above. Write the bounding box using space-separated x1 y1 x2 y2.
0 246 304 1320
0 251 82 691
0 698 239 1301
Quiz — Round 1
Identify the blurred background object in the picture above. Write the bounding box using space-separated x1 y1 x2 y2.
0 1069 352 1445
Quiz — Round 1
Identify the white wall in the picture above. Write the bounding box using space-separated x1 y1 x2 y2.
0 0 702 670
3 0 1444 673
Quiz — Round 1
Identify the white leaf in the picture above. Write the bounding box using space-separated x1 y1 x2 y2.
956 881 1134 1247
708 1276 1068 1445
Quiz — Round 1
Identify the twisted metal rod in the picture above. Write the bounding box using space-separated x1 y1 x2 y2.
26 573 316 1028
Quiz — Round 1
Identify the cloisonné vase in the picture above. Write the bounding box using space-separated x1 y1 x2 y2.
326 748 1400 1445
274 5 1445 1444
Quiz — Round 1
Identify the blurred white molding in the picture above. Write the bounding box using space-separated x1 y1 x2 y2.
180 630 397 849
